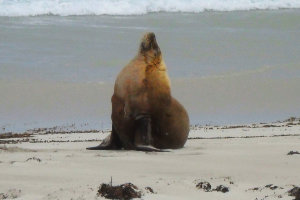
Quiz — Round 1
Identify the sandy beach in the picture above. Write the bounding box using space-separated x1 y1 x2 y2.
1 119 300 199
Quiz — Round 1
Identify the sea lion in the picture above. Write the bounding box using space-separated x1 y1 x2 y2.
87 32 189 151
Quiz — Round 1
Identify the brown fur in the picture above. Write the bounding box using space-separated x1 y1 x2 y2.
87 32 189 151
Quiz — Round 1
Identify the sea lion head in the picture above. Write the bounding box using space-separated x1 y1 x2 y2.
139 32 162 66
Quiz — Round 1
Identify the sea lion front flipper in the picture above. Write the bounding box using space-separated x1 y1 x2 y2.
86 135 113 150
86 125 123 150
133 115 168 152
86 145 110 150
134 114 152 146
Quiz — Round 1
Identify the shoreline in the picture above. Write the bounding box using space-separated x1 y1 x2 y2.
1 116 299 136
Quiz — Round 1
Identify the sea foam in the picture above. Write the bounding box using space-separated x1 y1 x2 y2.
0 0 300 17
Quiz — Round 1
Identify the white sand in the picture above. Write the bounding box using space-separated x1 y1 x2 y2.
1 121 300 200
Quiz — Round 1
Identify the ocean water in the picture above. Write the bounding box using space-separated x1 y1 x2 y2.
0 2 300 132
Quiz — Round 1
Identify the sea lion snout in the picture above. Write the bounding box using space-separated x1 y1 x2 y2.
140 32 161 54
144 32 156 42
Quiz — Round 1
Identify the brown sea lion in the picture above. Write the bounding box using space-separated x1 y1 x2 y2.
87 32 189 151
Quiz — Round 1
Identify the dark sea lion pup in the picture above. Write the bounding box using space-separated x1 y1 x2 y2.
87 32 189 151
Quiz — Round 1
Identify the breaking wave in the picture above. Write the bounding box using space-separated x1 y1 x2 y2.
0 0 300 17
